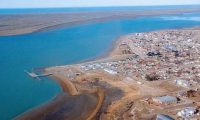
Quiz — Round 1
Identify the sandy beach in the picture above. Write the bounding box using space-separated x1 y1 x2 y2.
15 70 105 120
1 8 200 36
15 93 99 120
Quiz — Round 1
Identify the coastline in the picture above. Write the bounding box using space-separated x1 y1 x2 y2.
45 69 106 120
1 4 200 120
15 68 105 120
14 31 128 120
1 8 200 36
75 25 200 65
16 26 200 119
8 5 200 119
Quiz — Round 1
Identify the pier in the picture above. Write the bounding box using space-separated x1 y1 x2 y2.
25 70 53 80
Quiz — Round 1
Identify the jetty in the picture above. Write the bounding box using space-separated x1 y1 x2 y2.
25 70 53 80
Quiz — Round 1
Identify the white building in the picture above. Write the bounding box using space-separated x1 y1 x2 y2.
177 107 197 118
175 79 190 87
152 95 177 105
156 114 174 120
104 68 117 75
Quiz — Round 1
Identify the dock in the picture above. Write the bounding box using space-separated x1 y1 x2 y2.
25 70 53 80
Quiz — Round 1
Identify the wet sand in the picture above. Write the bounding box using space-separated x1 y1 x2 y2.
15 93 98 120
51 74 79 95
1 8 200 36
50 73 106 120
15 71 105 120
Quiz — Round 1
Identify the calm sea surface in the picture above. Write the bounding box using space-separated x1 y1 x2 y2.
0 5 199 14
0 7 200 119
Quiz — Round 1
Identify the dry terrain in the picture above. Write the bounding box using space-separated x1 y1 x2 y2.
1 8 200 36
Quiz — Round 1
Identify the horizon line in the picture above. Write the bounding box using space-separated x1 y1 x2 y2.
0 4 200 9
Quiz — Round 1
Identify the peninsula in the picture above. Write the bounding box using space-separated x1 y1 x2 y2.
16 27 200 120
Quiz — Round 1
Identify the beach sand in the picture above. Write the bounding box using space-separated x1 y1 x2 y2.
15 93 98 120
15 69 105 120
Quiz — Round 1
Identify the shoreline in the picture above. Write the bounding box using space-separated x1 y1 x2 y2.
15 69 105 120
46 26 200 119
50 74 79 95
16 26 200 119
1 8 200 36
46 70 106 120
72 25 200 65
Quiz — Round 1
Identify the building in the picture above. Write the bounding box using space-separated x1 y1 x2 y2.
175 79 190 87
103 68 117 75
156 114 174 120
119 43 132 54
152 95 178 105
164 44 178 52
147 51 162 57
178 90 198 98
177 107 197 118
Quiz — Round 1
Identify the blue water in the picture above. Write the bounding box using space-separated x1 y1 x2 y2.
0 5 200 14
0 9 200 120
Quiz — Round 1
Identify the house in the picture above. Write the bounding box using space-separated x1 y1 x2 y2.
147 51 162 57
152 95 178 105
178 90 198 98
103 68 117 75
119 43 132 54
164 44 178 52
156 114 174 120
177 107 198 118
175 79 190 87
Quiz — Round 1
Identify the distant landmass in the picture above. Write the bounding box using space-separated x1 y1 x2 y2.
0 8 200 36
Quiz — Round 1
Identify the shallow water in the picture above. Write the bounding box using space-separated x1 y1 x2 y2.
15 93 98 120
0 11 200 119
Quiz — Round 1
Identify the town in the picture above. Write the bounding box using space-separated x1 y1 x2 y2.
45 28 200 120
